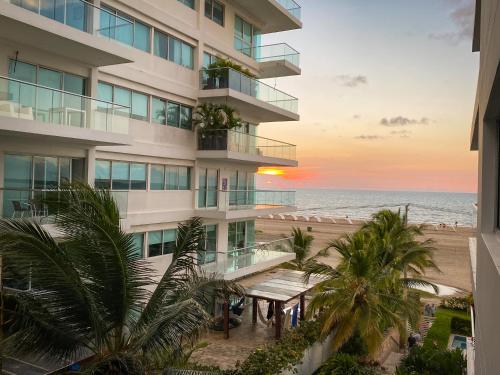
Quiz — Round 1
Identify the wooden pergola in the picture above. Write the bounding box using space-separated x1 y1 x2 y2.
223 270 324 340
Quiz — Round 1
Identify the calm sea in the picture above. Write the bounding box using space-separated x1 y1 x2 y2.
292 189 477 227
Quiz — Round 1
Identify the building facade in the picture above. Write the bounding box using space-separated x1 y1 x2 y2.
0 0 302 281
470 0 500 373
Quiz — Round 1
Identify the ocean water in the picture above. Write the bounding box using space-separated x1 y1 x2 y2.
293 189 477 227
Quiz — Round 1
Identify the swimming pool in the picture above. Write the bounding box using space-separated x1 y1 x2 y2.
450 335 467 350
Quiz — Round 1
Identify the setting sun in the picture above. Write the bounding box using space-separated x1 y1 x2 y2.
257 168 285 176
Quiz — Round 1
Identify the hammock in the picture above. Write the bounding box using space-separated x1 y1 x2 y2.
257 301 274 327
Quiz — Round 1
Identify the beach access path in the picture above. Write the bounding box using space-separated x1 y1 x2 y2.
256 218 474 293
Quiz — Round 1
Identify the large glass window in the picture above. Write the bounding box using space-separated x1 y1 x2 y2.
95 160 111 189
228 171 255 206
3 154 84 218
205 0 224 26
153 30 194 69
148 230 163 257
199 224 217 265
153 98 192 129
234 15 261 57
152 97 167 125
8 60 86 127
111 162 130 190
148 229 177 257
97 82 148 121
178 0 195 9
227 221 254 251
132 233 144 258
96 160 147 191
131 91 148 121
99 5 151 52
198 168 218 208
130 163 147 190
150 164 165 190
162 229 176 255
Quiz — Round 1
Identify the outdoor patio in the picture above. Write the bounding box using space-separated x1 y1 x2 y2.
189 269 323 370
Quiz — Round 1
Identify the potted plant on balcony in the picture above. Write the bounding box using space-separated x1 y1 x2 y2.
203 58 257 90
193 103 243 151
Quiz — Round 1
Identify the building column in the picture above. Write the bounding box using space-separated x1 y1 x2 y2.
275 301 282 340
252 297 258 325
217 221 229 271
86 148 96 186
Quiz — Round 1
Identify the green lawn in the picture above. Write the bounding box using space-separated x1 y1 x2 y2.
423 308 471 350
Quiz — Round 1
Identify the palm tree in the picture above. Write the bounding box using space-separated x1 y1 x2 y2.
361 209 439 347
193 103 242 133
281 227 314 270
361 209 439 285
305 231 420 356
0 184 243 373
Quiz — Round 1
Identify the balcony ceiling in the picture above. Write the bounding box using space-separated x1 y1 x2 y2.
198 89 299 123
0 2 134 67
196 150 298 167
259 60 301 79
0 117 131 146
232 0 302 34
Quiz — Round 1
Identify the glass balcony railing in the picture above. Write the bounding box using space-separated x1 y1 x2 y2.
196 189 295 210
237 43 300 68
0 76 129 134
202 237 294 275
198 129 297 161
200 67 298 114
223 190 295 210
275 0 301 20
5 0 133 38
0 188 128 220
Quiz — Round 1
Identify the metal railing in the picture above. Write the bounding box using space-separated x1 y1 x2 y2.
6 0 133 37
275 0 301 20
197 189 295 210
198 129 297 161
0 76 130 134
200 67 298 114
202 237 294 274
237 43 300 68
0 188 128 219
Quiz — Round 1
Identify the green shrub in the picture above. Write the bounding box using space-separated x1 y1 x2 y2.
338 332 368 357
396 346 466 375
440 296 472 311
450 317 472 336
423 308 471 350
235 319 322 375
316 353 380 375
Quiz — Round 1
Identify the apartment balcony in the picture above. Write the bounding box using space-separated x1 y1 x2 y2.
231 0 302 33
202 238 296 280
0 76 131 145
199 68 299 123
196 189 296 220
0 0 134 66
197 130 297 167
0 188 128 236
238 43 301 78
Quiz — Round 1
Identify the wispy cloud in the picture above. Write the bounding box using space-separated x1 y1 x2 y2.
354 135 384 140
390 130 412 138
334 75 368 88
429 0 474 45
380 116 430 127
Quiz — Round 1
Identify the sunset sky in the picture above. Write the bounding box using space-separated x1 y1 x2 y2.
257 0 479 193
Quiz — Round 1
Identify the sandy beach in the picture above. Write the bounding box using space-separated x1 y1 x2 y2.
255 218 475 293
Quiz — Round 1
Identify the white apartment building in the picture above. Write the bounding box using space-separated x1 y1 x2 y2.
470 0 500 373
0 0 302 281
